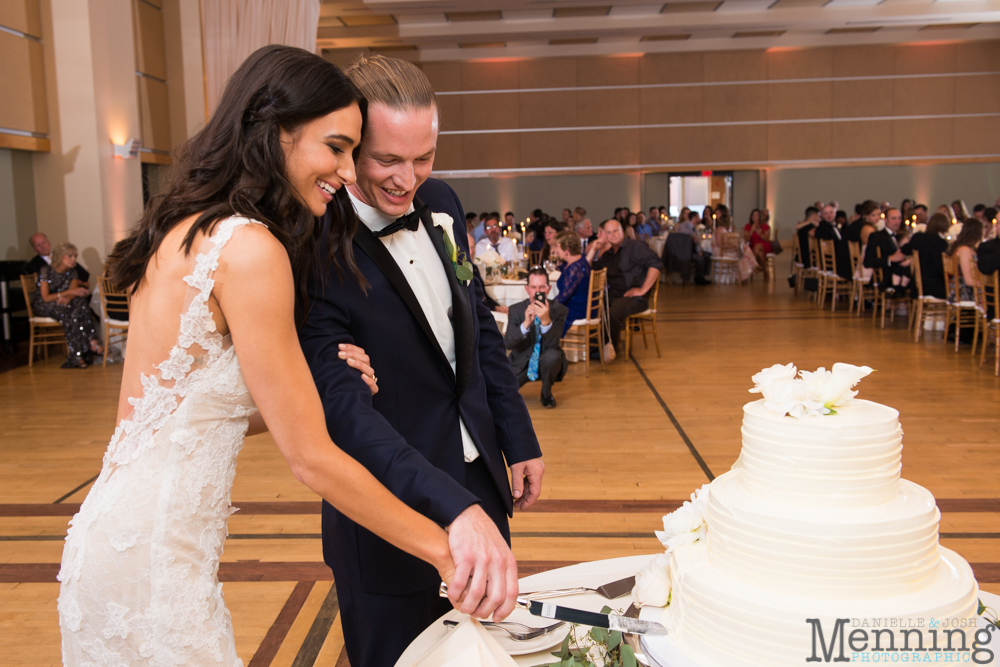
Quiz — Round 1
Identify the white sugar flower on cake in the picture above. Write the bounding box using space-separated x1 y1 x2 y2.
655 484 710 553
749 362 873 418
631 553 672 608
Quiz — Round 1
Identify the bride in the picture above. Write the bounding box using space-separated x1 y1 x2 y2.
58 45 464 665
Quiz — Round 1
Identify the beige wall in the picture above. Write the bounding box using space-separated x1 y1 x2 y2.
423 40 1000 176
0 149 38 261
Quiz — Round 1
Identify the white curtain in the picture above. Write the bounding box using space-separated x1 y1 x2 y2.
200 0 321 115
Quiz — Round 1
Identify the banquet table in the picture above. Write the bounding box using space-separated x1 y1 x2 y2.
646 235 667 259
396 555 1000 667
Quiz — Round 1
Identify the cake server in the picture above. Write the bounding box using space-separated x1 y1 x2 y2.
438 583 667 636
521 575 636 601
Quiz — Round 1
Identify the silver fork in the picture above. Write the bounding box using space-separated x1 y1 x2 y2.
442 619 565 641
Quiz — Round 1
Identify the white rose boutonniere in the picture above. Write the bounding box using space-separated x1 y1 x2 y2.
430 212 473 284
632 553 672 608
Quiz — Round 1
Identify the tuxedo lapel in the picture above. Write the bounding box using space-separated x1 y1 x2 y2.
352 224 453 373
419 199 474 398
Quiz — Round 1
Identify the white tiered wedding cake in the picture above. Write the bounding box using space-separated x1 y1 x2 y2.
635 363 980 667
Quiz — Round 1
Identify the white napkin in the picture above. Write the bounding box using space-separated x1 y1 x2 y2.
409 618 518 667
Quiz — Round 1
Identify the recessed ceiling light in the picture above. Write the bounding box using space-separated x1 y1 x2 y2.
826 26 882 33
661 2 723 13
734 29 787 37
641 34 693 40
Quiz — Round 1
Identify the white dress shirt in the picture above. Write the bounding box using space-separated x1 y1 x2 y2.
476 236 520 263
349 190 479 463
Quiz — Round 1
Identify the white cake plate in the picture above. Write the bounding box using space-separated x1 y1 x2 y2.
636 591 1000 667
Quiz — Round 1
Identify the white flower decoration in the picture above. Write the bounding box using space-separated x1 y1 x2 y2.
656 484 710 553
632 553 672 608
749 362 872 418
476 248 505 267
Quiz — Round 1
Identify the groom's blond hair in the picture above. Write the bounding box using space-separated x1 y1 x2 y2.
345 53 436 110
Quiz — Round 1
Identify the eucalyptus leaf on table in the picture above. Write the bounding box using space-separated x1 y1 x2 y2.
533 606 636 667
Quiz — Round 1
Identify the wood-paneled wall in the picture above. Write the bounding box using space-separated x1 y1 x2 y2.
133 0 172 161
0 0 49 151
422 40 1000 176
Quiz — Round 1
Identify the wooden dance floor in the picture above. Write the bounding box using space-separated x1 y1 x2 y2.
2 279 998 666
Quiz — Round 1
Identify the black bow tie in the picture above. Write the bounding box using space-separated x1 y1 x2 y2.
371 204 428 238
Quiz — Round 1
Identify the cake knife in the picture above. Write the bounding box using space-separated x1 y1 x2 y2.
438 583 667 636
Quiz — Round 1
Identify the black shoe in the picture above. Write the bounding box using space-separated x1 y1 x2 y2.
882 287 897 299
541 394 557 409
694 277 711 285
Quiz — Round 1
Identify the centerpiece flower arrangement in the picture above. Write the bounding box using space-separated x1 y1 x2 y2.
475 247 505 283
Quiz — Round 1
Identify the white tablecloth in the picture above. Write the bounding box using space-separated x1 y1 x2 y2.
396 555 653 667
647 235 667 258
485 281 560 308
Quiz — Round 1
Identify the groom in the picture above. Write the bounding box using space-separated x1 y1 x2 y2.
299 55 545 667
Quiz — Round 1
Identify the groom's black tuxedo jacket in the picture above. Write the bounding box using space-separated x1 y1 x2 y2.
299 178 541 596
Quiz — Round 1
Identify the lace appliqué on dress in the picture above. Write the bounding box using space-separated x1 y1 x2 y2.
58 217 264 667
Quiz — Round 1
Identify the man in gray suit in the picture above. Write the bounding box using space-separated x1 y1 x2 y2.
504 267 568 409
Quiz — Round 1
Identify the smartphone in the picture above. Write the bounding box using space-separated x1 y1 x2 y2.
533 292 546 304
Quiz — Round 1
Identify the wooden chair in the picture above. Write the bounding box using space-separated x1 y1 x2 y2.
491 310 508 336
942 252 980 352
711 232 740 284
817 239 851 311
790 238 804 297
909 249 948 342
561 268 607 378
529 250 543 266
871 247 912 329
624 278 661 359
979 269 1000 376
97 276 130 365
970 265 989 358
848 241 876 317
19 273 68 367
807 237 822 302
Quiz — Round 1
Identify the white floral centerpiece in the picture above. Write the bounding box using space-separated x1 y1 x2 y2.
748 362 873 418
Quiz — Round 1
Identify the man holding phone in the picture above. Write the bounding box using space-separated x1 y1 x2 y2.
504 268 568 408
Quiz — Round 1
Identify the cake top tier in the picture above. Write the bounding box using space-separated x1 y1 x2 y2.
740 398 903 507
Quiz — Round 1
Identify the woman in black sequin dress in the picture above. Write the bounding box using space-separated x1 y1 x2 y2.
32 243 103 368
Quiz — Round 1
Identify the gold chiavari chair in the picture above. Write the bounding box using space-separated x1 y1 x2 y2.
624 278 661 359
942 252 980 352
807 237 821 302
979 269 1000 376
19 273 68 367
561 268 607 378
871 247 912 329
97 276 130 365
711 233 741 285
909 249 949 342
818 239 851 311
848 241 875 317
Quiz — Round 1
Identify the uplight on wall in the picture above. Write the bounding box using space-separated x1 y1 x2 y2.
112 138 141 159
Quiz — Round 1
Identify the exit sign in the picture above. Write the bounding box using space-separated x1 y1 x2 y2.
701 170 713 176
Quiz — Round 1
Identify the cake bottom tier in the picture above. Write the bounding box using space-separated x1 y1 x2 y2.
641 542 979 667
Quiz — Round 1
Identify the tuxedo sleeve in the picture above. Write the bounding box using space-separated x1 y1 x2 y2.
546 302 568 348
299 281 480 527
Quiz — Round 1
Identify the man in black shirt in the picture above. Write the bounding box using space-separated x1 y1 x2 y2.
585 219 663 355
22 233 90 282
815 204 852 280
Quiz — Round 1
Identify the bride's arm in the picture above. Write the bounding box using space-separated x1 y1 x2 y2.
246 344 377 436
214 225 454 583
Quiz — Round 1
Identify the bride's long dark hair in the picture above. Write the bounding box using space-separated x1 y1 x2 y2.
109 44 366 318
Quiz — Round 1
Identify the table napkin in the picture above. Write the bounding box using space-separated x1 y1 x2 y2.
408 617 518 667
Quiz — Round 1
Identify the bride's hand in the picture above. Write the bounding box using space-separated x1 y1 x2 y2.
338 343 378 395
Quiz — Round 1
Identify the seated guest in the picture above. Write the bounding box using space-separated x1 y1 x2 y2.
744 208 773 269
903 212 950 299
977 209 1000 319
550 230 591 336
947 218 983 303
561 208 573 226
574 215 595 252
586 219 663 355
23 233 91 283
468 233 507 314
952 200 971 223
540 221 565 264
815 204 852 280
648 206 661 234
33 242 102 368
624 212 639 239
795 206 820 270
913 204 929 227
972 204 987 222
864 207 911 296
475 214 520 263
504 211 516 234
504 268 568 409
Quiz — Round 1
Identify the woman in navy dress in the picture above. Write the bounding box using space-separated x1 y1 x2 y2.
550 230 591 336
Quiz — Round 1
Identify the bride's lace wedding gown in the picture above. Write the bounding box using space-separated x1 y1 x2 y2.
58 217 263 666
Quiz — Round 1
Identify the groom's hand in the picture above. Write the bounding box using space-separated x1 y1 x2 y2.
445 505 519 621
510 458 544 510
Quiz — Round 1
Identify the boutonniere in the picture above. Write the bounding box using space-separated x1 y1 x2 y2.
431 212 474 284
